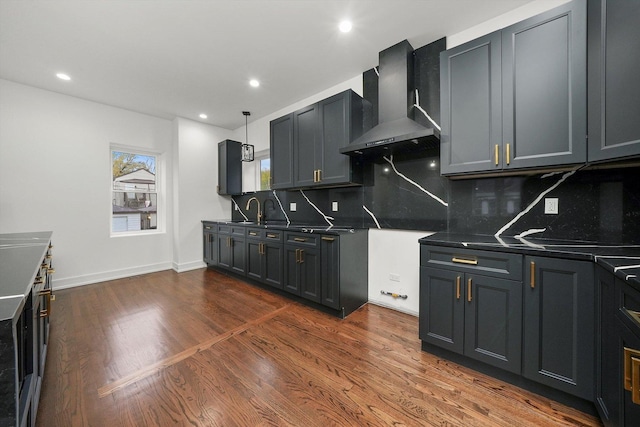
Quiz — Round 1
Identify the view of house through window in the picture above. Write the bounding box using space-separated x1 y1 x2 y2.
111 150 158 233
259 157 270 190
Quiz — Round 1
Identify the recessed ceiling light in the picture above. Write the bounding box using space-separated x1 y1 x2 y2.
56 73 71 81
339 20 352 33
249 79 260 88
199 113 208 119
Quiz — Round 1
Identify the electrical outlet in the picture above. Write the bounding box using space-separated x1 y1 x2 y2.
389 273 400 282
234 204 238 211
544 198 559 214
290 202 297 212
332 201 338 212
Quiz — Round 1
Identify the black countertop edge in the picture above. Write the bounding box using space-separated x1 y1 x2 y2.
419 232 640 289
202 219 366 235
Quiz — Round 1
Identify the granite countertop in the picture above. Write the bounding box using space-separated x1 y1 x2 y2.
202 219 365 235
0 231 53 321
420 232 640 289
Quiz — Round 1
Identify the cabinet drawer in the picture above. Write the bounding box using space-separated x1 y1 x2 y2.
285 232 318 247
218 224 246 237
421 245 522 280
203 222 216 231
264 230 283 242
246 228 263 239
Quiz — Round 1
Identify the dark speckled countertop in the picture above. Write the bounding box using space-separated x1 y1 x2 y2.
202 219 365 235
419 232 640 289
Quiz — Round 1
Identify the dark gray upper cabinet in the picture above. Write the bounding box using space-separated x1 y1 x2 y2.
440 0 587 175
523 256 594 400
270 113 294 190
440 31 502 174
217 139 242 195
271 90 367 189
588 0 640 162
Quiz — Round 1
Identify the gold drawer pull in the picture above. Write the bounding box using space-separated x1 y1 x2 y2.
321 237 335 242
495 144 499 166
39 289 52 317
266 233 278 238
530 261 535 288
48 268 56 275
34 278 44 285
456 276 461 300
205 226 212 230
46 254 53 259
294 237 307 242
452 257 478 266
249 231 258 236
625 347 640 392
467 278 472 302
49 244 54 249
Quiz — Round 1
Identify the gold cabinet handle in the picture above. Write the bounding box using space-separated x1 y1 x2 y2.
321 236 335 242
49 244 54 249
452 257 478 265
299 249 304 263
204 226 212 230
456 276 461 300
39 288 52 317
294 237 307 242
317 169 321 182
313 170 318 183
46 254 53 259
48 268 56 275
295 248 300 263
506 143 511 165
266 233 277 238
530 261 536 288
495 144 499 166
249 231 258 236
634 357 640 405
467 278 472 302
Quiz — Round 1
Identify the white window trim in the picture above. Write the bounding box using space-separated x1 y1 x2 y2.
110 144 165 237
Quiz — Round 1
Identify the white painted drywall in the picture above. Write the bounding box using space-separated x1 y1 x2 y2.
368 229 435 316
172 117 233 272
0 79 174 289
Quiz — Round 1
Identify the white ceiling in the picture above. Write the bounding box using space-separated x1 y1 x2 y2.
1 0 536 130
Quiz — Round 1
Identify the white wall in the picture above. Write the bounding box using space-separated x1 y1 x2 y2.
0 79 174 288
367 229 435 316
172 117 232 272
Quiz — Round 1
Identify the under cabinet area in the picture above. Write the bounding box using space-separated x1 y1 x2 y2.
440 0 587 175
202 221 368 318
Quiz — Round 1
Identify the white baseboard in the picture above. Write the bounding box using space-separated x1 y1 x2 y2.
52 262 173 290
172 260 207 273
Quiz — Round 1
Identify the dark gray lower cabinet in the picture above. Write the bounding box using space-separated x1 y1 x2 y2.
246 228 283 289
420 267 522 373
217 225 245 274
203 222 217 266
523 256 595 400
596 265 640 426
284 232 321 303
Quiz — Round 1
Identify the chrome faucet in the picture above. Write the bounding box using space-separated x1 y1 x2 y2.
245 197 262 223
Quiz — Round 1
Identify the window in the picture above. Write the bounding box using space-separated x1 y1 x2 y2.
111 149 158 234
255 150 271 191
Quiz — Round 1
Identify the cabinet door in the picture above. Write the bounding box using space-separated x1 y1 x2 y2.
440 31 502 175
203 230 217 266
321 236 340 310
299 247 321 303
419 267 464 354
588 0 640 162
464 274 522 374
523 256 594 400
293 104 318 187
218 235 232 269
217 140 242 195
230 237 245 275
270 114 294 189
245 239 263 281
618 322 640 427
318 92 351 186
283 246 300 295
502 1 586 169
263 242 283 289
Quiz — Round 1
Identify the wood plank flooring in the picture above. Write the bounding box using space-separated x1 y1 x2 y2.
36 268 602 426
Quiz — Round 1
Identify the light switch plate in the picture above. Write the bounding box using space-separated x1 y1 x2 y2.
544 198 559 214
332 201 338 212
290 202 297 212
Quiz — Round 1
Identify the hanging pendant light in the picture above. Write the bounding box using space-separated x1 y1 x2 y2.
241 111 254 162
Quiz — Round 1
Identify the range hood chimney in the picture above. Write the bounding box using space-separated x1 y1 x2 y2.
340 40 439 158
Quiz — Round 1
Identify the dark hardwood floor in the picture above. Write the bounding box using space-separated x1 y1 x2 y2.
36 268 602 426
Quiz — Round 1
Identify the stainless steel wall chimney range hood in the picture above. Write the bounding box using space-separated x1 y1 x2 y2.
340 40 439 158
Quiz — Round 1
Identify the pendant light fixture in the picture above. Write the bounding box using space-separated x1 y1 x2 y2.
241 111 254 162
